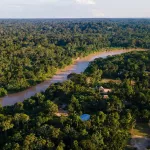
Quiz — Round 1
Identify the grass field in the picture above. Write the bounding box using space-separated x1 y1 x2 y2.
131 123 150 138
101 78 121 84
101 78 135 85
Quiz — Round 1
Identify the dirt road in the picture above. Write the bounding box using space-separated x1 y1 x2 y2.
131 135 150 150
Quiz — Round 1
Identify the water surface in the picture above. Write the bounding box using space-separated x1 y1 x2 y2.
0 49 137 106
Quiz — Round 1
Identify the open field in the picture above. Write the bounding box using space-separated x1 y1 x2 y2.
101 78 135 85
101 78 121 84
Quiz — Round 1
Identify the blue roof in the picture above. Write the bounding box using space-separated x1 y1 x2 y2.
80 114 90 121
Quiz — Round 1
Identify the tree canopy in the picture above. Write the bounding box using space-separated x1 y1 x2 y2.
0 19 150 96
0 50 150 149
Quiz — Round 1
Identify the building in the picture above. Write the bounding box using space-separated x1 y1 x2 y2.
103 95 109 99
55 104 68 117
55 109 68 117
99 86 112 94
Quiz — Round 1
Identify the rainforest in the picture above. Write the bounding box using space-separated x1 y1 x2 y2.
0 19 150 150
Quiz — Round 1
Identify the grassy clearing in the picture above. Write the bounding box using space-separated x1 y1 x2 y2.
101 78 135 85
130 123 150 138
101 78 121 84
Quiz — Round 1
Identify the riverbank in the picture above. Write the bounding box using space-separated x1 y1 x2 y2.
0 47 119 98
0 48 147 106
0 47 144 98
0 47 110 98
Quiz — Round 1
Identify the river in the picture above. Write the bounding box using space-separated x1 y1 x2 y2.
0 49 140 106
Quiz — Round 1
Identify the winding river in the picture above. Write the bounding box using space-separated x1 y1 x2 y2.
0 49 139 106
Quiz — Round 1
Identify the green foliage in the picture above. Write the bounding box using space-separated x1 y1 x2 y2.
0 19 150 150
0 19 150 94
0 88 7 97
85 51 150 122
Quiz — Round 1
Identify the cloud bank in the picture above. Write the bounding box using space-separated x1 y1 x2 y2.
92 9 105 17
0 0 149 18
75 0 96 5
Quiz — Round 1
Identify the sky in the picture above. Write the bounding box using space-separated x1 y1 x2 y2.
0 0 150 18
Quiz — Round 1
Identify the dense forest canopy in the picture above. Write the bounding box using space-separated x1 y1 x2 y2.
0 19 150 96
85 51 150 120
0 51 150 150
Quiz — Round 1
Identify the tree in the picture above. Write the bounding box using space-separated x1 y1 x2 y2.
56 141 65 150
0 116 14 137
43 100 58 115
107 96 123 112
14 113 29 129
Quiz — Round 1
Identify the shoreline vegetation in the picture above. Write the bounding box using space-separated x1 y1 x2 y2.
0 47 146 98
1 47 113 97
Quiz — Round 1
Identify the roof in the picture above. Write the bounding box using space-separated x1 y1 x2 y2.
103 95 109 99
99 86 104 89
103 89 112 93
99 86 112 93
55 110 68 117
80 114 90 121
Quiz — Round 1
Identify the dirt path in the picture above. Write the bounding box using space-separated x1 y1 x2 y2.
131 135 150 150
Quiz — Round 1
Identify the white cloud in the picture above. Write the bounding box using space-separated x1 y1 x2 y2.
92 9 105 17
75 0 96 5
0 0 149 18
1 0 57 6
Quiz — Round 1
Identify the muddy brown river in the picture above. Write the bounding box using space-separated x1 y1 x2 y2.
0 49 140 106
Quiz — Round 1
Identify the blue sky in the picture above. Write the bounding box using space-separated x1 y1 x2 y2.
0 0 150 18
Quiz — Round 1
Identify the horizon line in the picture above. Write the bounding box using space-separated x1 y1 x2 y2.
0 17 150 19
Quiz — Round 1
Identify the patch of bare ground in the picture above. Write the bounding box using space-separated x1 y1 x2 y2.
130 123 150 150
130 136 150 150
55 109 68 117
